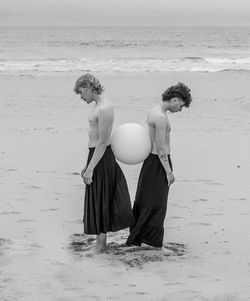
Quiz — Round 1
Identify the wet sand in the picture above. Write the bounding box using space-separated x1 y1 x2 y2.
1 71 250 300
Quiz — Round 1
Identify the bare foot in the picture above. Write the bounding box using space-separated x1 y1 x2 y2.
161 247 174 256
83 245 106 257
94 244 107 253
141 244 174 255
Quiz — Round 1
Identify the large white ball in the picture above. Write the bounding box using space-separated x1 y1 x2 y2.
111 123 152 165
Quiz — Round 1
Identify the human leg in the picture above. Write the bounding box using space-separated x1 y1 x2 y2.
126 154 169 247
95 233 107 252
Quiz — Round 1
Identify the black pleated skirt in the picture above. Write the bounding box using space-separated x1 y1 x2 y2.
83 145 135 235
126 153 172 247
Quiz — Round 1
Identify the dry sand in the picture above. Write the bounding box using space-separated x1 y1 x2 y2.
1 71 250 300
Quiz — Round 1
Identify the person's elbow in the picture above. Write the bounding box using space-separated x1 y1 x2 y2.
96 140 109 149
156 146 167 160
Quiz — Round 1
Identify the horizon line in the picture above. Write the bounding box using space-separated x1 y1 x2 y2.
1 24 250 27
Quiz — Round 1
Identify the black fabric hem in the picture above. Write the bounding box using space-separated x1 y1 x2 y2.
126 240 163 248
84 222 134 235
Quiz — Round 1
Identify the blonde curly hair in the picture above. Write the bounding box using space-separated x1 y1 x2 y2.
74 73 104 95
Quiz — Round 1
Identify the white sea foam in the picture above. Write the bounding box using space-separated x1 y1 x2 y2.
1 26 250 75
1 57 250 75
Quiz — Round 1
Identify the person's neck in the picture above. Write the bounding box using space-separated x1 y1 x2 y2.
159 101 170 113
93 93 104 105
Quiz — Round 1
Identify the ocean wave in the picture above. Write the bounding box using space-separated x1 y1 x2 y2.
1 57 250 74
39 39 185 48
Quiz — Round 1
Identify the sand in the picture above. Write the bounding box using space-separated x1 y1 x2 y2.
1 71 250 300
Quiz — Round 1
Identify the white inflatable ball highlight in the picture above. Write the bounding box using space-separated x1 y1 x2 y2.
111 123 152 165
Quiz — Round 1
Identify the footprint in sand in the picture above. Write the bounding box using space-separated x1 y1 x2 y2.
25 185 42 189
196 179 213 183
196 179 223 186
17 198 30 202
134 292 150 295
230 198 247 201
50 261 66 266
68 172 80 176
38 170 57 174
17 219 36 223
205 182 223 186
181 289 202 296
0 238 12 253
65 219 82 225
178 179 193 183
69 233 96 253
69 233 187 267
191 198 208 202
106 242 187 267
209 207 225 212
6 168 18 172
163 242 186 256
7 240 42 255
40 208 59 212
189 222 212 226
164 281 185 286
204 213 223 216
0 211 23 215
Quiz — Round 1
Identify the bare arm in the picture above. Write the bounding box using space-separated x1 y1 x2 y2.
155 117 175 185
155 118 171 172
83 107 113 184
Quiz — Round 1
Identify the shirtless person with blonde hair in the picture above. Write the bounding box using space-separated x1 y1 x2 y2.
74 73 134 253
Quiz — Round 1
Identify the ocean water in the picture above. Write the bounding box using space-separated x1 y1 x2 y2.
0 26 250 75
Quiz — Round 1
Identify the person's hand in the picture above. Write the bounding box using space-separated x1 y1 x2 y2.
166 172 175 186
83 168 93 185
81 166 87 179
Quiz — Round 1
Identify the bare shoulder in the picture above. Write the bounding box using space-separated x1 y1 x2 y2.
98 103 114 120
148 109 167 128
155 115 168 131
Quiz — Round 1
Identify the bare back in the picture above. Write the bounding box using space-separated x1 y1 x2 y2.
88 101 114 148
147 105 171 155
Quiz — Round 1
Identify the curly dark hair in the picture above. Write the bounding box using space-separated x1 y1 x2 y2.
162 82 192 107
74 73 104 95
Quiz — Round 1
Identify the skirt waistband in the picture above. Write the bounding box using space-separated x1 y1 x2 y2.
88 145 111 151
150 153 170 158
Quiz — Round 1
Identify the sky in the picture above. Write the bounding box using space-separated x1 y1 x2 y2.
1 0 250 26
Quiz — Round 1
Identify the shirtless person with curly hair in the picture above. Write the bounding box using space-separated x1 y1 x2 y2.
74 73 134 253
126 82 192 249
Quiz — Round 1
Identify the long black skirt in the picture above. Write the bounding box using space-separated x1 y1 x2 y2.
83 145 135 235
126 153 173 247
